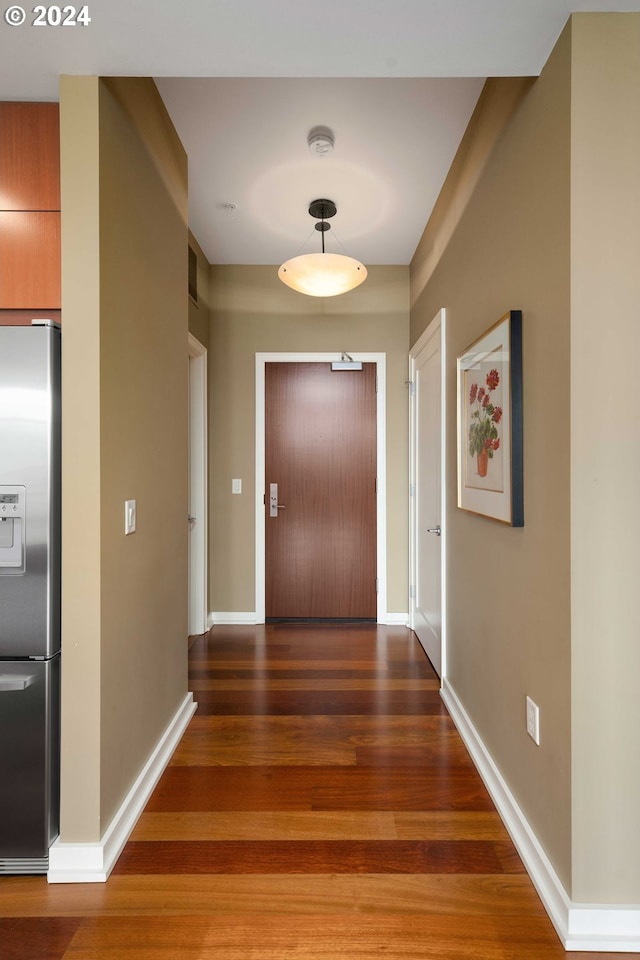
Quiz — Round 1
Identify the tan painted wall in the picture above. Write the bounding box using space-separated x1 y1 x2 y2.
59 77 189 840
411 13 640 905
570 14 640 902
410 77 534 309
59 76 102 839
209 264 409 615
410 31 573 888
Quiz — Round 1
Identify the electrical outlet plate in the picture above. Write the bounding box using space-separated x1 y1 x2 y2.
526 695 540 745
232 478 242 494
125 499 136 535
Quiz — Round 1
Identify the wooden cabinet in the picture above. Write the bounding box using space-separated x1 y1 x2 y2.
0 212 61 308
0 103 60 211
0 102 61 311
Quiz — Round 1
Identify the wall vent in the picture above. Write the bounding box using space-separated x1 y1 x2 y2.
188 245 198 303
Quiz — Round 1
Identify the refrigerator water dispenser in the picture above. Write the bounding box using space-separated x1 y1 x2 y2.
0 487 25 572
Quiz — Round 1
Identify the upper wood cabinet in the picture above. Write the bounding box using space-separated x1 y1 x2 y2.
0 103 60 212
0 211 61 308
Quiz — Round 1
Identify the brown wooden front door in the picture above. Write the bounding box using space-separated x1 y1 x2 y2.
265 362 377 619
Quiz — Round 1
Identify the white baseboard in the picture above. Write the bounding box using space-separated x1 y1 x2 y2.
47 692 197 884
383 612 410 626
441 678 640 953
210 612 408 627
210 611 258 625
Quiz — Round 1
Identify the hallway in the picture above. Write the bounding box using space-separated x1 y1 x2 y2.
0 624 622 958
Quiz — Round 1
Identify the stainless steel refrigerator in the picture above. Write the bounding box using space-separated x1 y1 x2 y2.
0 321 61 874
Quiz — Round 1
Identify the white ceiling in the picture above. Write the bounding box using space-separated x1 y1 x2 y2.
2 0 640 265
155 77 484 264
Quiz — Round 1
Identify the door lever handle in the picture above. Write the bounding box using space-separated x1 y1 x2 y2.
427 526 441 536
269 483 286 517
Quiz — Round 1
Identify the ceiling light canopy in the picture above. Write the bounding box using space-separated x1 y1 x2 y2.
278 198 367 298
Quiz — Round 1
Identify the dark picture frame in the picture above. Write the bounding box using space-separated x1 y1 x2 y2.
457 310 523 526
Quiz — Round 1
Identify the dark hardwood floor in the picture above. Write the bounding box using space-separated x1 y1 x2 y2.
0 624 632 958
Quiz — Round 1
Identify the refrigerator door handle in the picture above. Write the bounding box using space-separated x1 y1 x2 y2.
0 674 36 691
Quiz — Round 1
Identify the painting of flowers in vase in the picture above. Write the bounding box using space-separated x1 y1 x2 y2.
464 352 505 493
457 311 523 526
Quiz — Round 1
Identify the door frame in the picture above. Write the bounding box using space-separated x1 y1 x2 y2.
409 310 447 677
188 332 208 636
255 352 387 624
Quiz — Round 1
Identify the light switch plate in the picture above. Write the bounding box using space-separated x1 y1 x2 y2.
232 478 242 494
125 499 136 535
526 695 540 745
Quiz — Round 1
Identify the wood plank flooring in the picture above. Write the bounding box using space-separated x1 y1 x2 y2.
0 623 632 959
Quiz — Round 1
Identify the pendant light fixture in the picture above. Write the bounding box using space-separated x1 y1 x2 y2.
278 199 367 297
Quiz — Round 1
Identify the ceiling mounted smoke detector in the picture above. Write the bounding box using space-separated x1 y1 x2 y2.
307 126 334 157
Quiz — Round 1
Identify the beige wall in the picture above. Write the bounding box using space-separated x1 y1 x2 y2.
209 264 409 615
411 76 534 308
411 12 640 905
570 14 640 902
410 31 573 888
60 77 189 840
59 76 102 838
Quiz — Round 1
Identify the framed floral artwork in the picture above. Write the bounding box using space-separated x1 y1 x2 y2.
457 310 523 526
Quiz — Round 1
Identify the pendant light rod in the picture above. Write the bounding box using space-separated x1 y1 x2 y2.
311 198 334 255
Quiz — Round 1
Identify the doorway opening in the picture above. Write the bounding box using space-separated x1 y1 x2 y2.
188 333 208 636
409 310 447 678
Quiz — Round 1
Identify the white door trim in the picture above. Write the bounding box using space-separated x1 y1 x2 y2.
409 310 447 676
188 333 208 636
255 352 387 624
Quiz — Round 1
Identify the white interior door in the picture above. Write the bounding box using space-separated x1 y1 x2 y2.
410 312 445 677
188 334 207 636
